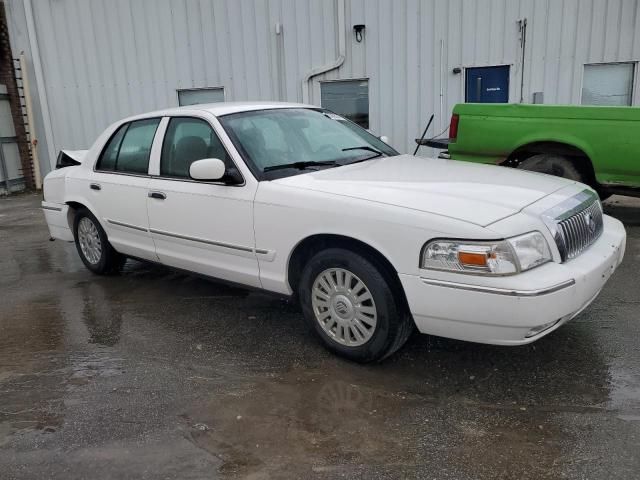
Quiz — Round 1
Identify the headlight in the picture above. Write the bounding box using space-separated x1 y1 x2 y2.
421 231 551 275
507 231 552 271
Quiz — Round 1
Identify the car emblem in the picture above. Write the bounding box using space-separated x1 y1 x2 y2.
335 300 349 316
584 212 597 234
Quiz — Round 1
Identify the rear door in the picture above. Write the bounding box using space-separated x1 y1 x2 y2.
146 115 261 288
86 118 160 261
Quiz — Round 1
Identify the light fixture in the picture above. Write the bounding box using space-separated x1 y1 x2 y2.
353 24 365 43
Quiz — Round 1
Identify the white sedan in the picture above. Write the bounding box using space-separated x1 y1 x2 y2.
42 102 626 362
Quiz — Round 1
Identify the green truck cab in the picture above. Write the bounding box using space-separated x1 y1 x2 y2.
432 103 640 198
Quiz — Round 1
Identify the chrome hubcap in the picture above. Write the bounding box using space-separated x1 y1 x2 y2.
78 217 102 264
311 268 377 347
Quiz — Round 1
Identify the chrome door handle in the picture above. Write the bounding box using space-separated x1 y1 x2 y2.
90 183 101 191
148 191 166 200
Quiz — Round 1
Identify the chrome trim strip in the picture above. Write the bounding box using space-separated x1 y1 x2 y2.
148 175 246 187
543 189 599 222
42 205 63 212
93 170 150 178
421 278 576 297
149 228 266 254
107 219 148 232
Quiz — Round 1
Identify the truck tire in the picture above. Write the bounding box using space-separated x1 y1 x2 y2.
298 248 413 363
518 154 585 183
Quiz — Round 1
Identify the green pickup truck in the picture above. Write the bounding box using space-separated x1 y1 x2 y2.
430 103 640 198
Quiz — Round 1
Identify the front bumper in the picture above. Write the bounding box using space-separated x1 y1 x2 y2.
400 215 626 345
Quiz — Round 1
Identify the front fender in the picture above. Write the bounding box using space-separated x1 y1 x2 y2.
253 186 492 295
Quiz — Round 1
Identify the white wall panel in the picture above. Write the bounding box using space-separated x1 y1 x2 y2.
5 0 640 173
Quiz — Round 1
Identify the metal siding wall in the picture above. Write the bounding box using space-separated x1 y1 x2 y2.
5 0 640 171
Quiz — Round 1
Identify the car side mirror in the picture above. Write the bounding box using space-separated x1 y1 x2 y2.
189 158 226 181
379 135 390 144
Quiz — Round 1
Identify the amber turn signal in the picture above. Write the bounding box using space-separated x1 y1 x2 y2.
458 251 489 267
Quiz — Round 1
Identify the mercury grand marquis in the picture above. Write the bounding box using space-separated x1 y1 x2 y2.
42 102 627 362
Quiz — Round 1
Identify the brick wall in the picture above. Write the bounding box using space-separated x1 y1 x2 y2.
0 1 35 190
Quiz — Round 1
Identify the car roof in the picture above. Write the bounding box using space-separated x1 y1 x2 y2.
123 101 317 122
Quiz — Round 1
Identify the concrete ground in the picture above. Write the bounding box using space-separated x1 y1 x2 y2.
0 193 638 480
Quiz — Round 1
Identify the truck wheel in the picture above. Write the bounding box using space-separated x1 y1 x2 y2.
298 248 413 363
73 208 124 275
518 154 585 183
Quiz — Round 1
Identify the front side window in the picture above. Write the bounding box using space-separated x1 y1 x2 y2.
582 63 635 106
96 118 160 174
160 117 232 179
219 108 397 179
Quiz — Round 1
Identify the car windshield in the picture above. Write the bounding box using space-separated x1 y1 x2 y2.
219 108 398 178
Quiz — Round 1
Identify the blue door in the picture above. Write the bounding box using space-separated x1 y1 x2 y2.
465 66 510 103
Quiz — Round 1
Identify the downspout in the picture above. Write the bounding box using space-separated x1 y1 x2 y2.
518 18 527 103
439 39 444 133
301 0 346 104
24 0 56 172
275 22 285 101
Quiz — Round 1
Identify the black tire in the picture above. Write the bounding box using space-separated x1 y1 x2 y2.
298 248 413 363
597 190 613 201
73 208 124 275
517 154 586 183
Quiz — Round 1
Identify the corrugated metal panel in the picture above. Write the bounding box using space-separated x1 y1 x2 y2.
5 0 640 172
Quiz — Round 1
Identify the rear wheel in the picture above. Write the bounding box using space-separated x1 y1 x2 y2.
298 248 413 362
517 154 585 183
73 208 124 274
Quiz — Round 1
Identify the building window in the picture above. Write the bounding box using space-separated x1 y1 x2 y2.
321 79 369 128
582 63 634 106
177 87 225 106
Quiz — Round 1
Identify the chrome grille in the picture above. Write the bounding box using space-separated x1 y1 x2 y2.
557 200 603 260
542 190 603 262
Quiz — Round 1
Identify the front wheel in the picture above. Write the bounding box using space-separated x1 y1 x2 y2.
73 208 124 274
298 248 413 362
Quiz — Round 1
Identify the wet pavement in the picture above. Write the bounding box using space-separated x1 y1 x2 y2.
0 193 639 479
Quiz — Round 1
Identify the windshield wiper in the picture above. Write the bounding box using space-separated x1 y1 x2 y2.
263 160 337 172
342 146 382 155
340 145 384 164
263 147 384 172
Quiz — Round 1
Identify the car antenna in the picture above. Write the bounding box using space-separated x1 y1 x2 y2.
413 114 435 156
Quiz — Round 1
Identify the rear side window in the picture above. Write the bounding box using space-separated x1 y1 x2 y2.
160 117 231 178
96 124 127 171
96 118 160 174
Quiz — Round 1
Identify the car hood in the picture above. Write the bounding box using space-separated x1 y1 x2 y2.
272 155 572 227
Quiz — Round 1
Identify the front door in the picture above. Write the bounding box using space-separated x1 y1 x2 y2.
465 66 510 103
146 115 260 288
